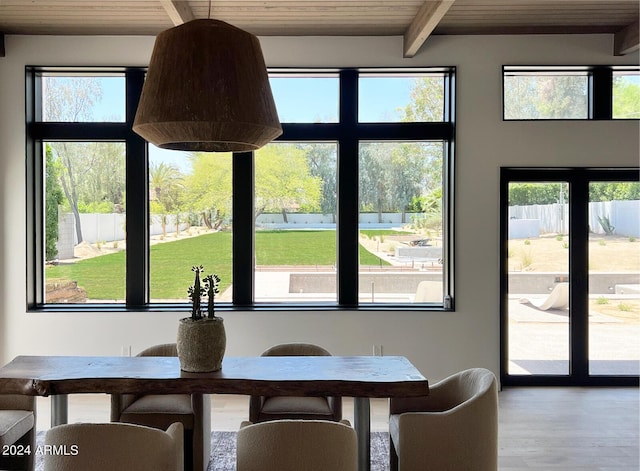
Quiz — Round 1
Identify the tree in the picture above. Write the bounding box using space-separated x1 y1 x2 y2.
368 76 448 229
50 142 85 243
184 153 232 229
402 75 445 122
44 77 104 243
359 142 395 221
76 142 126 211
44 76 103 122
390 142 440 222
358 76 446 224
149 162 185 236
50 141 126 242
45 144 64 260
613 76 640 118
508 183 567 206
504 75 588 119
255 144 322 222
298 143 337 221
589 182 640 202
360 142 441 223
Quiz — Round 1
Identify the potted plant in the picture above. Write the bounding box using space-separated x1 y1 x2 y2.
176 265 226 372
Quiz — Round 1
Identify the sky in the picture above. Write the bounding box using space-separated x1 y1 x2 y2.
73 74 416 173
56 70 640 173
160 76 414 172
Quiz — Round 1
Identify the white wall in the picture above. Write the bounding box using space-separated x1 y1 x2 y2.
1 33 638 383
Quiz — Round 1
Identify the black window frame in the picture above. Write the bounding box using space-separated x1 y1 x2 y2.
26 66 456 312
502 65 640 121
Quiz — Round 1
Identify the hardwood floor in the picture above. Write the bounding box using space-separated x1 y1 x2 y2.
498 387 639 470
36 387 639 470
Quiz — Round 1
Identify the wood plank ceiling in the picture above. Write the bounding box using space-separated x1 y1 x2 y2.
0 0 638 57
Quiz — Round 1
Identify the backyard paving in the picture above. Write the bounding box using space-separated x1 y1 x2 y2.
508 299 640 376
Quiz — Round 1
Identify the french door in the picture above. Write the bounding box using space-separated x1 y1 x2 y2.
501 168 639 386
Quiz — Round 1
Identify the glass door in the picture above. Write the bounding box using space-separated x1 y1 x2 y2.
588 182 640 376
501 168 639 386
505 181 570 376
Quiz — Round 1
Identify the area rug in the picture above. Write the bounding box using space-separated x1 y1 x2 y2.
36 431 391 470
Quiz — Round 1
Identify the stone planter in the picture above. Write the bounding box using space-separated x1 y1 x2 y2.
177 317 226 372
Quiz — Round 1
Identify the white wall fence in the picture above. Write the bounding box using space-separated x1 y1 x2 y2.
508 200 640 238
256 212 422 226
55 210 428 258
56 201 638 258
56 211 189 258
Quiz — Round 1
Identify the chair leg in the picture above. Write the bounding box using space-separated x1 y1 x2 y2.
184 429 194 471
389 435 399 471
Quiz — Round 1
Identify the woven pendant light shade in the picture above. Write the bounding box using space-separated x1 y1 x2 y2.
133 19 282 152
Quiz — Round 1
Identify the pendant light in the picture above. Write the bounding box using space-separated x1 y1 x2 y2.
133 7 282 152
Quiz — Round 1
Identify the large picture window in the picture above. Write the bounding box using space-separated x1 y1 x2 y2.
27 67 455 310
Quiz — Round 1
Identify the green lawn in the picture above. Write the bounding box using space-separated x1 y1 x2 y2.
46 230 390 300
48 251 127 301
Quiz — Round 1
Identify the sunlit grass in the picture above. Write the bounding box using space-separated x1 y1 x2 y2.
46 230 388 300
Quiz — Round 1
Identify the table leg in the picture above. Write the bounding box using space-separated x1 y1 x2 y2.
51 394 68 426
354 397 371 471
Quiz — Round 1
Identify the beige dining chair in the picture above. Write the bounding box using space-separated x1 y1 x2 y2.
237 419 357 471
110 343 211 471
43 422 183 471
0 395 36 471
249 343 342 423
389 367 498 471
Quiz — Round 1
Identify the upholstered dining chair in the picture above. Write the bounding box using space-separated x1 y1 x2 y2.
0 395 36 471
110 343 211 471
237 419 357 471
389 367 498 471
43 422 183 471
249 343 342 423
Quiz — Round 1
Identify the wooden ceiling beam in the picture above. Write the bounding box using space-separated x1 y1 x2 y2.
614 19 639 55
403 0 455 58
159 0 194 26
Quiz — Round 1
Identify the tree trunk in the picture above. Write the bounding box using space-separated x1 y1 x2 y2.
59 173 83 244
254 206 265 226
377 181 384 223
281 208 288 223
202 211 212 229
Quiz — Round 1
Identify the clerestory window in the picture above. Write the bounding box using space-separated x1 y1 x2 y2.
503 66 640 121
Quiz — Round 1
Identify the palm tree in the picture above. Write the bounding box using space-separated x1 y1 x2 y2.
149 162 185 237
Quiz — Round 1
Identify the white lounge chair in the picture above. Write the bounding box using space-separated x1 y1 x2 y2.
519 282 569 311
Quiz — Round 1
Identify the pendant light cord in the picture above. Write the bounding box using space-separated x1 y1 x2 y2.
208 0 212 19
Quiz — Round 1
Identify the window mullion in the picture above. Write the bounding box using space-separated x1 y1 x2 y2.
337 69 359 306
125 70 149 307
233 152 255 305
591 67 613 120
568 175 590 382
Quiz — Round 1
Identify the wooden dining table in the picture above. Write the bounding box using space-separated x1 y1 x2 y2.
0 354 429 471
